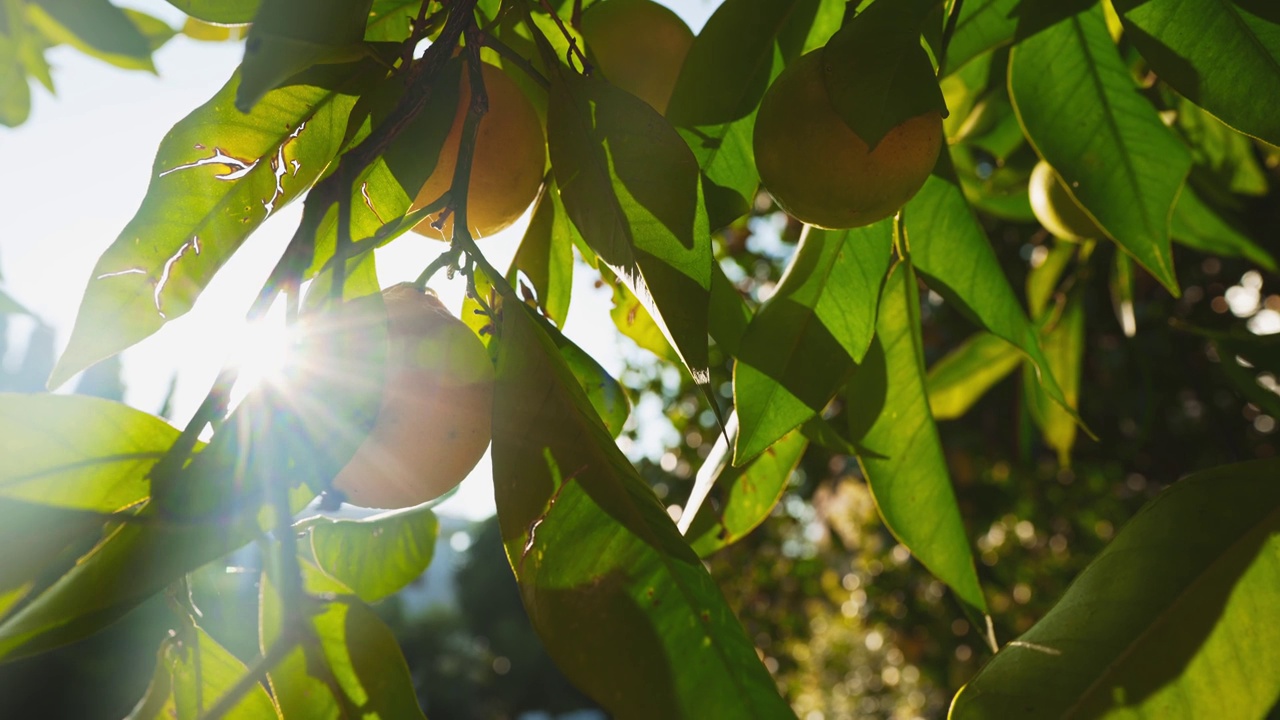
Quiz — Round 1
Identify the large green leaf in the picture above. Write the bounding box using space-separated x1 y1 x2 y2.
50 64 380 389
733 221 892 464
27 0 154 71
0 499 109 616
0 394 178 511
306 504 438 604
942 0 1018 75
511 179 575 329
491 301 792 718
685 428 808 558
128 624 281 720
547 66 713 386
1176 97 1270 197
1114 0 1280 147
666 0 841 228
1172 186 1278 272
852 261 987 615
904 155 1073 415
1009 4 1190 295
261 562 425 719
951 458 1280 719
926 332 1022 420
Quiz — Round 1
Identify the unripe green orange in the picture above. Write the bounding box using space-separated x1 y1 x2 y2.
411 62 546 241
332 283 494 509
581 0 693 114
1028 160 1106 241
753 50 943 229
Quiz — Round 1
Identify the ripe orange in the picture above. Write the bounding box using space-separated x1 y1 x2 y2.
753 49 943 229
332 283 494 509
580 0 693 114
1028 160 1106 241
411 61 546 241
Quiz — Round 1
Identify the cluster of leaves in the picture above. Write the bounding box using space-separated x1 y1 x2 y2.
3 0 1280 718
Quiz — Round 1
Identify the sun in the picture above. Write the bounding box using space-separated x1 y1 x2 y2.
227 313 294 407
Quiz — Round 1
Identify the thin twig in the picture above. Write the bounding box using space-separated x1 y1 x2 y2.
537 0 589 73
480 31 550 89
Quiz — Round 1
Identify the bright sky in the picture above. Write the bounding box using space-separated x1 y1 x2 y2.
0 0 717 520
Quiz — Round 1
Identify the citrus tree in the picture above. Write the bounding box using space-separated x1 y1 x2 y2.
2 0 1279 717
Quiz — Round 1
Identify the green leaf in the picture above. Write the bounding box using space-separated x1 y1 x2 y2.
1024 286 1086 467
128 625 281 720
511 179 575 328
261 562 425 719
1009 4 1190 295
822 0 946 149
1110 249 1136 337
926 332 1022 420
1172 186 1278 272
181 17 249 43
491 301 792 718
905 154 1075 416
236 0 374 112
666 0 842 228
165 0 260 25
852 261 987 614
733 221 892 464
307 505 438 604
0 393 180 511
601 267 680 365
1026 239 1078 318
1176 97 1269 197
547 67 713 386
123 9 175 52
1114 0 1280 147
950 458 1280 719
942 0 1018 75
0 499 108 611
708 262 752 358
51 65 374 389
686 429 808 557
27 0 154 71
0 1 30 128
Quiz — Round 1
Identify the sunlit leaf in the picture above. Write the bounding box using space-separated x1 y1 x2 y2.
852 261 988 614
123 9 175 52
307 504 438 604
181 17 249 43
1009 4 1190 294
1114 0 1280 147
926 332 1021 420
1024 287 1086 467
0 499 106 615
261 561 425 719
1176 97 1269 197
491 301 792 718
951 458 1280 719
905 154 1074 415
547 66 713 387
236 0 374 112
734 221 892 464
602 266 680 365
686 429 808 557
0 1 31 127
128 624 280 720
27 0 154 71
708 262 752 358
51 64 379 389
511 179 575 328
0 394 178 511
1026 239 1078 318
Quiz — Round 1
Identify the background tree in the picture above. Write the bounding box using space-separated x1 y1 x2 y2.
1 0 1279 718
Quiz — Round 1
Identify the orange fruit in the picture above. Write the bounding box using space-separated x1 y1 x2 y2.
753 49 943 229
1028 160 1106 241
332 283 494 509
580 0 693 114
411 62 545 241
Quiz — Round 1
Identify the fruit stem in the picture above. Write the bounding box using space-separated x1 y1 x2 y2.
537 0 590 73
479 30 550 89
